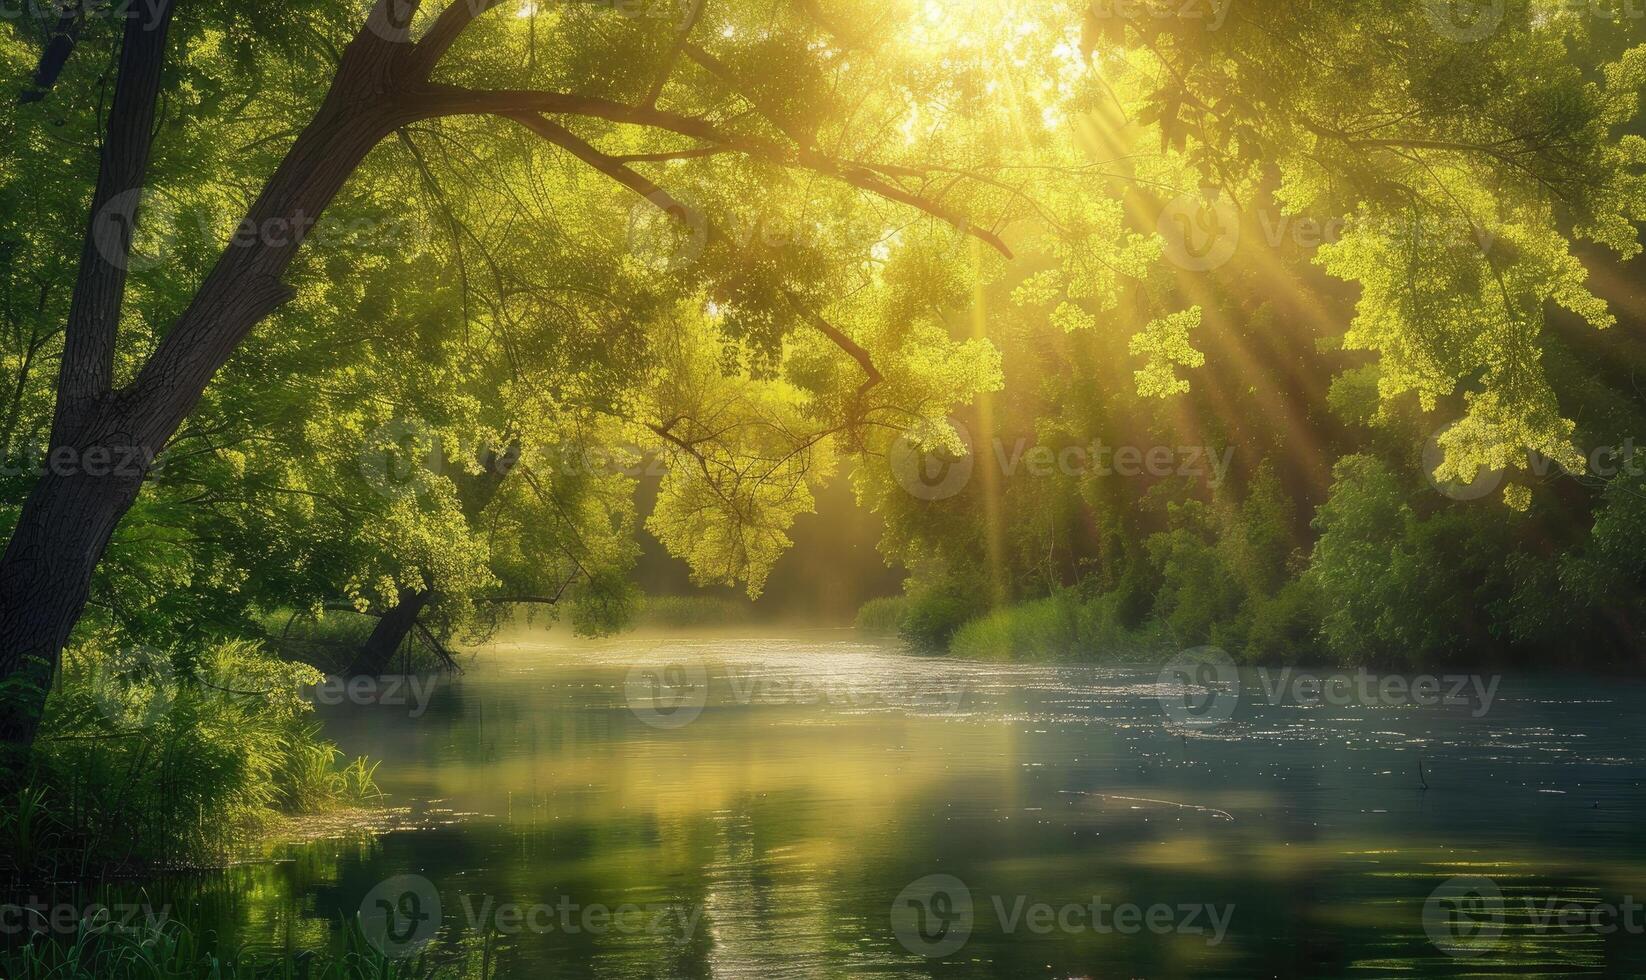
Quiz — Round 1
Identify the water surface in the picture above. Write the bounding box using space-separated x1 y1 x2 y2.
98 632 1646 975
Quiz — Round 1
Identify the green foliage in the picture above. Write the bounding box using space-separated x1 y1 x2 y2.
949 594 1081 662
854 596 910 636
897 584 978 651
948 591 1172 663
0 917 450 980
11 640 377 876
1305 455 1526 666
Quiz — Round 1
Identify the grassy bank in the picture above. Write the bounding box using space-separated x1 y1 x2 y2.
0 918 454 980
7 638 381 880
855 590 1175 664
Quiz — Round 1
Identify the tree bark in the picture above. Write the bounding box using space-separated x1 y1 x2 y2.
343 442 521 677
0 467 146 752
344 587 435 677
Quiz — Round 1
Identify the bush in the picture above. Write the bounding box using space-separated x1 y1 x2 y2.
949 595 1079 661
8 639 379 877
1238 578 1324 664
898 588 974 650
854 596 909 635
948 592 1173 663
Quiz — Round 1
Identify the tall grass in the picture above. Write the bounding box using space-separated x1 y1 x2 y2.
0 916 455 979
853 596 908 636
6 638 381 879
948 592 1173 663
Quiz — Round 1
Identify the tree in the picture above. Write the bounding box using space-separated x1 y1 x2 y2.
0 0 1098 750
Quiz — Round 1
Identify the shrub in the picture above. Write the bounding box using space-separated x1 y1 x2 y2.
948 592 1173 663
854 596 909 635
949 595 1079 661
898 588 974 650
8 639 379 878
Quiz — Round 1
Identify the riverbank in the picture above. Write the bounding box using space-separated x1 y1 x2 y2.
6 638 384 883
855 589 1637 671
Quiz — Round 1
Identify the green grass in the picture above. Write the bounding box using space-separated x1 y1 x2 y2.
7 638 381 879
0 917 457 979
853 596 908 636
949 595 1080 662
948 592 1173 663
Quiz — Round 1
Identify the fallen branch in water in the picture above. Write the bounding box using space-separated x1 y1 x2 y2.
1062 790 1234 821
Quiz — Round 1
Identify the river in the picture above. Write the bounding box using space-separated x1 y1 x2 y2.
78 631 1646 976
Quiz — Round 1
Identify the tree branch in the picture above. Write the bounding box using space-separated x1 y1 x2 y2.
644 0 707 108
407 0 504 78
411 85 1014 257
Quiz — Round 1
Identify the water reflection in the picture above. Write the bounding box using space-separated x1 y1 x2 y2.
63 632 1646 975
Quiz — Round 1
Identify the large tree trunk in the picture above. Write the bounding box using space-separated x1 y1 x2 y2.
344 442 522 677
345 587 436 677
0 467 146 751
0 3 425 757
